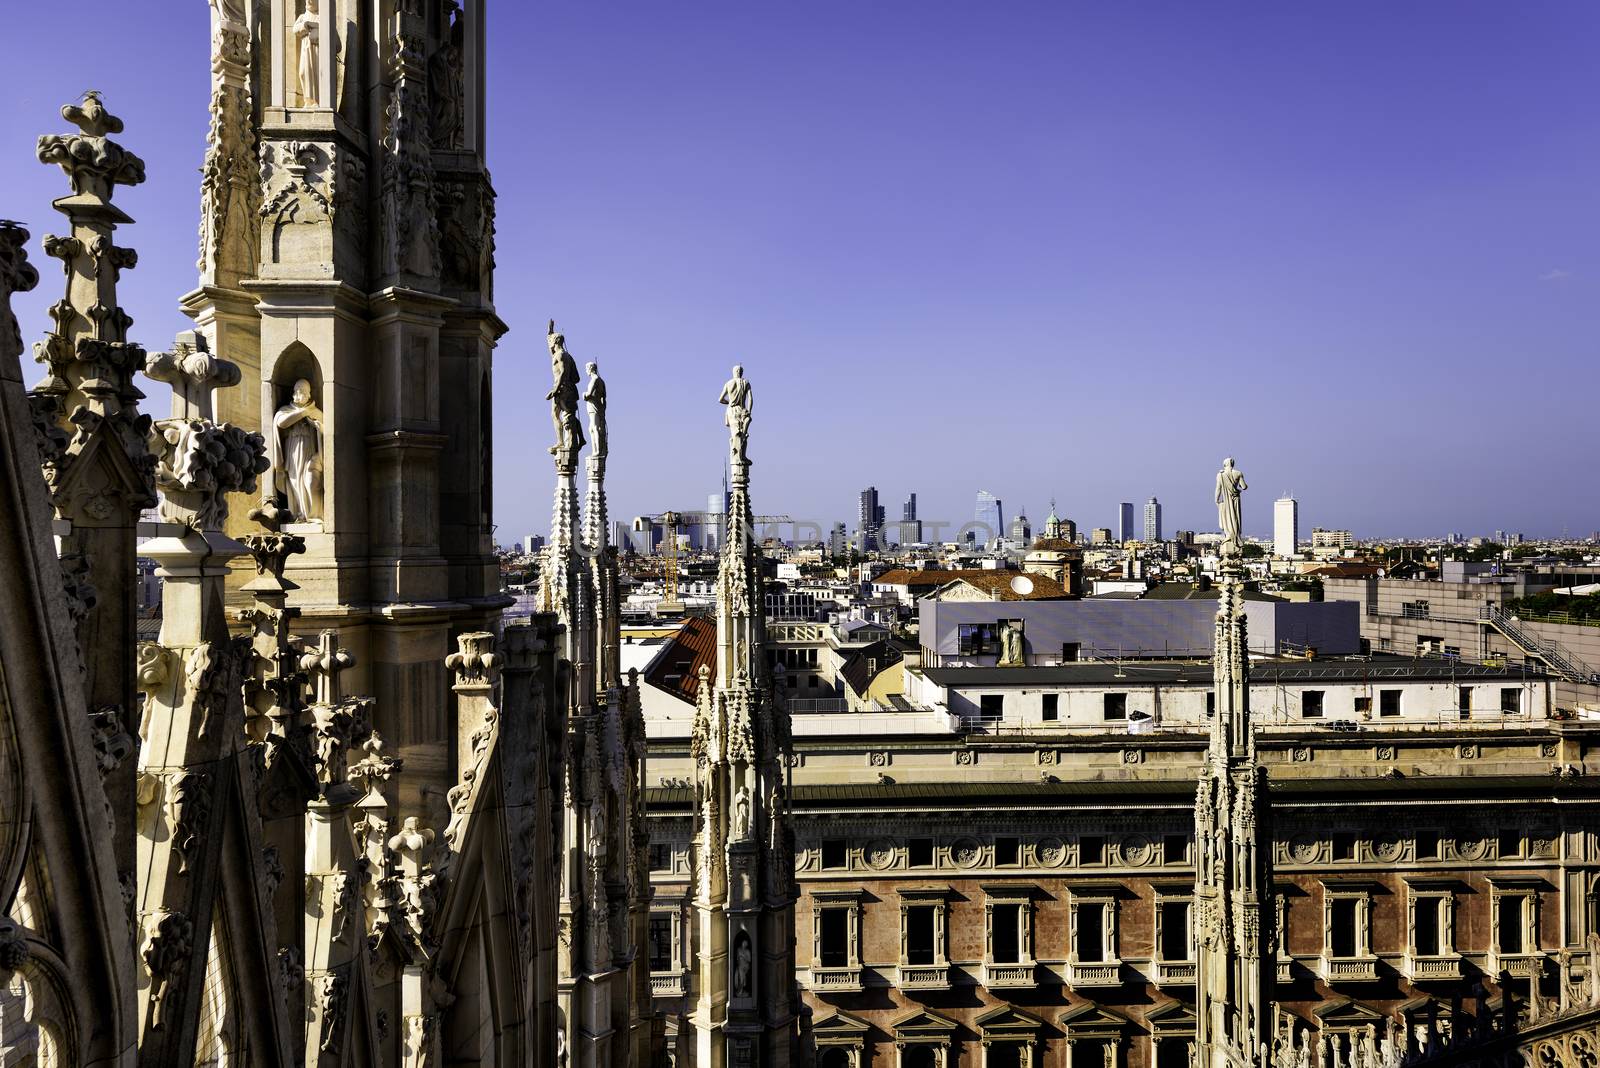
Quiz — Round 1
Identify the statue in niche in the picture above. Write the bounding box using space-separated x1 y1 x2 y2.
294 0 321 107
732 933 753 997
428 5 465 149
732 785 751 840
273 378 323 522
584 361 607 461
546 321 586 463
998 621 1025 667
1215 456 1248 558
719 364 753 465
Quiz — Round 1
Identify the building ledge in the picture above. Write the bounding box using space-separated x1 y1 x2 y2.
982 962 1037 988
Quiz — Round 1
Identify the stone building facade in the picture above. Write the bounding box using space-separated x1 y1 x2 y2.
647 674 1600 1068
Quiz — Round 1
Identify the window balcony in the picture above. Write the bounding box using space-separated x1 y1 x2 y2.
1322 954 1379 982
650 972 687 997
982 962 1037 988
1404 953 1462 981
1067 960 1122 987
1276 956 1295 983
1491 952 1545 979
897 964 952 990
810 966 865 993
1153 959 1196 985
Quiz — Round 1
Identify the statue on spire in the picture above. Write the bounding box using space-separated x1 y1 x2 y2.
584 360 607 462
1215 456 1247 560
719 363 753 467
546 320 586 468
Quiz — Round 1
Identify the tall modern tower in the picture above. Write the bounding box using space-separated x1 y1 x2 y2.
975 490 1003 546
857 486 885 550
1274 496 1299 558
1118 502 1135 543
1144 496 1163 543
900 492 921 544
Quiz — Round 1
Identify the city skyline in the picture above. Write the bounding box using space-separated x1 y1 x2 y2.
3 2 1596 544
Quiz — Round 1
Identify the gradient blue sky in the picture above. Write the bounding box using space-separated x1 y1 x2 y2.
3 2 1596 542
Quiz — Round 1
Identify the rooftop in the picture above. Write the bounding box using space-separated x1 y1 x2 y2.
919 655 1546 688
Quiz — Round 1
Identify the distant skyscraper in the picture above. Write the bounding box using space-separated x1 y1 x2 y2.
829 521 848 559
900 493 922 544
975 490 1004 546
1144 497 1162 543
1274 496 1299 558
1091 527 1113 545
858 486 886 550
1009 512 1031 544
1119 502 1135 543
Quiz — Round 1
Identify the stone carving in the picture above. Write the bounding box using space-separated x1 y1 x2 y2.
950 838 981 868
864 840 895 870
998 620 1024 666
1215 457 1247 557
36 92 146 198
141 908 194 1030
379 23 441 278
168 770 212 874
1371 833 1404 862
427 5 464 149
1037 837 1067 866
0 221 38 362
149 415 269 531
272 378 322 521
733 932 753 997
318 970 348 1052
198 2 259 280
584 361 607 461
545 321 586 466
294 0 322 107
719 364 753 465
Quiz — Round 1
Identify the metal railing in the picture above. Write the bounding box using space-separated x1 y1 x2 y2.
1480 606 1597 683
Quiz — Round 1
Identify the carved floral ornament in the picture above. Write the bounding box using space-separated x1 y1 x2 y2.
36 92 146 200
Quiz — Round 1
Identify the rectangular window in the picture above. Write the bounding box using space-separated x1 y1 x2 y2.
905 906 936 965
1041 694 1059 722
1163 835 1188 865
908 838 934 867
980 694 1004 722
1380 689 1402 717
1159 901 1190 960
819 909 849 967
995 837 1020 866
1080 836 1105 865
1498 832 1521 858
1330 898 1359 957
1497 897 1526 953
1402 601 1431 619
1414 898 1441 956
1104 693 1127 721
821 839 847 870
1206 691 1215 718
649 914 674 972
1077 902 1106 962
991 904 1021 963
1301 690 1325 719
1501 688 1523 715
1061 642 1080 662
1459 686 1473 719
648 843 671 872
1355 696 1371 716
958 624 1000 656
1333 833 1356 861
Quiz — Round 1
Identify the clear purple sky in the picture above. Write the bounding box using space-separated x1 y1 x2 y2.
3 2 1596 543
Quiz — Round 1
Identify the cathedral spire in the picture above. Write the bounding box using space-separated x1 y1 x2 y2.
689 366 799 1068
1194 458 1275 1068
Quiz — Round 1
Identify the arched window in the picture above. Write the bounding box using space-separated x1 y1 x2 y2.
820 1046 851 1068
905 1045 937 1068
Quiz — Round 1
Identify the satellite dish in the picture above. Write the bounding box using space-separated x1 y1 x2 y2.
1009 575 1034 596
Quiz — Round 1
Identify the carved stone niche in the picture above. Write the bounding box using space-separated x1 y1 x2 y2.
264 343 325 530
259 140 334 273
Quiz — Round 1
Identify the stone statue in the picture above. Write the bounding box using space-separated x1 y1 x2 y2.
719 365 753 465
1215 457 1247 558
427 8 464 149
546 321 585 463
733 934 752 996
733 785 751 840
273 378 323 522
584 361 607 461
293 0 321 107
998 621 1024 667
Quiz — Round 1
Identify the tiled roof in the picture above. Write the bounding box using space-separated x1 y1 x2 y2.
643 616 716 703
931 572 1071 601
